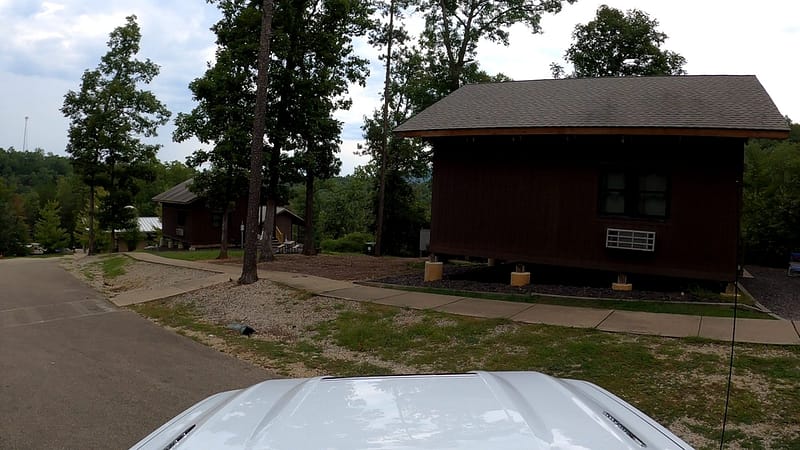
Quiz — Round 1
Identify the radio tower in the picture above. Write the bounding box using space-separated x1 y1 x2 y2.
23 116 29 151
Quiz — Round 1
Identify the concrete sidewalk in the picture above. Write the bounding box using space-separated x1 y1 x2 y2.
124 252 800 345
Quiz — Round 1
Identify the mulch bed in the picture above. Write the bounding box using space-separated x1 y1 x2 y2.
373 263 730 303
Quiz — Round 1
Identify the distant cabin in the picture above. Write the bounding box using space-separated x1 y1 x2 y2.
395 75 789 282
153 179 304 249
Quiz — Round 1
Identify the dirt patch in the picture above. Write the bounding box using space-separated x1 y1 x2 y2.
209 253 425 281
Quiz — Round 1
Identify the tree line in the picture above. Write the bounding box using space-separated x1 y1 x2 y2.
0 146 194 256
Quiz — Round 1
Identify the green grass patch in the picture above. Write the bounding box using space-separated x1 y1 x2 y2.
98 255 130 278
143 249 243 261
407 261 426 270
370 284 774 319
132 294 800 449
308 306 800 447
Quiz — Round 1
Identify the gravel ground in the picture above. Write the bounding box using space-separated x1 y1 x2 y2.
167 280 422 376
742 265 800 320
68 255 215 296
67 256 420 376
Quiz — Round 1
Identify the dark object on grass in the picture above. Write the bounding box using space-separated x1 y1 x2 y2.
788 253 800 277
228 323 255 336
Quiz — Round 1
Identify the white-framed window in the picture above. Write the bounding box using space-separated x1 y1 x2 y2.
599 171 668 219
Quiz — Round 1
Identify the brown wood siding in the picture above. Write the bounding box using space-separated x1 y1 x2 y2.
160 200 249 247
430 135 743 282
276 214 294 241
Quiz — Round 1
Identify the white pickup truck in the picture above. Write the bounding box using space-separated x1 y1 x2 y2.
131 371 693 449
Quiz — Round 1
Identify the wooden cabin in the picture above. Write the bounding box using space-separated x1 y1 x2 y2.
395 75 789 282
153 179 304 249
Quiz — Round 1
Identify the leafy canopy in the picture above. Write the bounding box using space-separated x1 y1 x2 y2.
61 15 170 236
553 5 686 78
416 0 570 106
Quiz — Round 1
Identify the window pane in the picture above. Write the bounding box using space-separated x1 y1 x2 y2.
604 192 626 214
640 193 666 217
640 174 667 192
606 173 626 190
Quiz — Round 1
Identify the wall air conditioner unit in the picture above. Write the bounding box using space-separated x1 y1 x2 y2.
175 227 184 237
606 228 655 252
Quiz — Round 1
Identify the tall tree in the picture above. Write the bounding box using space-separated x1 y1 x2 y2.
360 41 435 255
373 0 399 257
292 0 370 256
34 200 68 252
256 0 370 261
742 121 800 265
175 31 256 259
55 174 87 247
61 15 170 254
418 0 574 98
552 5 686 78
240 0 275 284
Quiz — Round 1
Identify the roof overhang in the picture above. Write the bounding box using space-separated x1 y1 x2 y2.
395 126 790 140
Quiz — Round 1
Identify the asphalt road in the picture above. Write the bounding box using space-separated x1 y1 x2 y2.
0 256 270 449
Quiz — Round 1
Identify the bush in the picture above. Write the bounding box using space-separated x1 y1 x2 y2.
321 232 373 253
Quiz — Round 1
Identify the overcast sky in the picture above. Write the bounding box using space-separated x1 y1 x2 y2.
1 0 797 175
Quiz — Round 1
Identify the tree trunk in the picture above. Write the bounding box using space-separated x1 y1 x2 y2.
88 184 95 255
240 0 275 284
218 203 230 259
374 0 395 257
302 171 316 255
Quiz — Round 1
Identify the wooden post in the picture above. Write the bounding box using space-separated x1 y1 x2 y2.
511 264 530 287
612 273 633 291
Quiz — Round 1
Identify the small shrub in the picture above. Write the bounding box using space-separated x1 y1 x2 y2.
321 232 374 253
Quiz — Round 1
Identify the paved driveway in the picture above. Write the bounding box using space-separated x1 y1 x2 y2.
0 257 269 449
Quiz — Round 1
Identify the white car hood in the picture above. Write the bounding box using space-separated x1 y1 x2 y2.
132 371 692 449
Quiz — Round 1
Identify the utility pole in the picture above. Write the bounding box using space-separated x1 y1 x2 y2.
23 116 29 151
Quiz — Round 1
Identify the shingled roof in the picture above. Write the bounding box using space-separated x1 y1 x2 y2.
394 75 789 139
152 179 198 205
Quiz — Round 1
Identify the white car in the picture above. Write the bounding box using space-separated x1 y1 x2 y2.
131 371 693 449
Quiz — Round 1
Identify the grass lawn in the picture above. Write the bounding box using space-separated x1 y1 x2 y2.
97 254 130 278
369 284 774 319
132 295 800 450
142 249 243 261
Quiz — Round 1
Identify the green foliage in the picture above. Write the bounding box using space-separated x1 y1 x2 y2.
0 178 30 256
121 214 141 251
289 171 374 241
34 200 68 252
321 232 374 253
133 161 196 216
0 147 72 201
173 1 255 224
417 0 574 95
742 123 800 265
55 174 88 247
61 15 171 250
75 191 112 253
374 170 429 256
0 147 74 241
554 5 686 78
